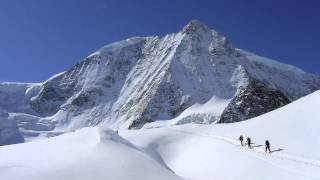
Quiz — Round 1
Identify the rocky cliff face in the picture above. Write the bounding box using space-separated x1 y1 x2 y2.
1 20 320 134
219 79 291 123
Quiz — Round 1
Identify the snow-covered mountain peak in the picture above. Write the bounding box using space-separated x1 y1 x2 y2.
0 20 319 142
181 20 231 50
182 20 211 34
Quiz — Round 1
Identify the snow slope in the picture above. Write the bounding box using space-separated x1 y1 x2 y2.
143 96 231 128
121 90 320 180
0 127 181 180
1 90 320 180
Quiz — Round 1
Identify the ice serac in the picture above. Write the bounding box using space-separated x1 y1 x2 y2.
4 20 320 131
0 83 41 114
0 108 24 145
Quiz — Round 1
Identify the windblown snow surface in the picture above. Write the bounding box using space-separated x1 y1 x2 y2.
1 90 320 180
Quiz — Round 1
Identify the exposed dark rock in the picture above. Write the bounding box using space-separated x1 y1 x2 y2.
128 117 153 129
219 79 291 123
30 82 76 115
71 88 104 111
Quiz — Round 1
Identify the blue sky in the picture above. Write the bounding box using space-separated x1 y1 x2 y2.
0 0 319 82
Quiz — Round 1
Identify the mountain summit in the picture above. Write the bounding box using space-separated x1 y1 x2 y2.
1 20 320 144
182 20 211 34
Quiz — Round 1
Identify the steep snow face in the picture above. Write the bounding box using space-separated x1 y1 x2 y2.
26 20 320 130
238 49 320 100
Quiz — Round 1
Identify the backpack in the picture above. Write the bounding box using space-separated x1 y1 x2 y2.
266 141 270 146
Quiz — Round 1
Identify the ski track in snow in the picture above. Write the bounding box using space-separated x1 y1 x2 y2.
165 128 320 178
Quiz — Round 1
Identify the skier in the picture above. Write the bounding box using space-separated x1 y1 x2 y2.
246 137 252 148
239 135 244 146
265 140 271 153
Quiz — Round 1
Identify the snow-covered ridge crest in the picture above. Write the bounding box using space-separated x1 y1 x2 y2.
87 37 148 58
237 49 306 74
0 20 319 141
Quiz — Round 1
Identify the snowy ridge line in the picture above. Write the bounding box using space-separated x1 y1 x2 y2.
168 128 320 168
